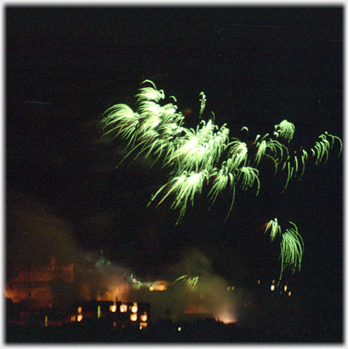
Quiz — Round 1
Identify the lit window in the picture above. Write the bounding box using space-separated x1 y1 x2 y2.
231 286 234 291
270 285 275 291
110 303 117 312
113 321 116 327
257 280 261 285
120 304 127 312
140 313 148 322
227 287 230 291
77 314 83 322
288 291 291 296
71 315 76 322
97 305 101 319
284 285 288 292
178 327 182 332
130 313 137 321
140 322 147 329
131 303 138 313
77 306 82 314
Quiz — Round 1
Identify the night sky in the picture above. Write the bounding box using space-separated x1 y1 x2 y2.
6 6 342 331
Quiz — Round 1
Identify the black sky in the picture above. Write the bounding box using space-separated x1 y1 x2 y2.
5 5 342 329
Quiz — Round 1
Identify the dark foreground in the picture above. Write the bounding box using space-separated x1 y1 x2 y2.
6 320 342 343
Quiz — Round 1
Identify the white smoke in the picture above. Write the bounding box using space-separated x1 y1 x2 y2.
128 249 239 323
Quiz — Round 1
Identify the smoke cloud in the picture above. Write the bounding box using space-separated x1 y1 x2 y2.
5 189 132 307
6 189 243 324
128 249 239 323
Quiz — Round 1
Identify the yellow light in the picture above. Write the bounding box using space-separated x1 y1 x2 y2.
131 303 138 313
231 286 234 290
149 280 169 291
98 305 101 318
227 287 230 290
288 291 291 296
77 314 83 322
77 306 82 314
140 313 148 322
272 279 275 284
71 315 76 322
130 313 137 321
270 285 275 291
110 303 117 312
45 315 48 327
257 280 261 285
178 327 182 331
140 322 147 329
284 285 288 292
120 304 127 313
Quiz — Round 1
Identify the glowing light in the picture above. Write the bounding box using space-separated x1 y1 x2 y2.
257 280 261 284
279 222 304 284
140 322 147 329
284 285 288 292
113 321 116 327
172 275 199 292
140 313 148 322
84 277 130 304
71 315 76 322
102 79 342 279
77 314 83 322
216 314 237 324
274 119 295 143
77 306 82 314
270 285 275 291
110 303 117 312
149 280 170 291
130 313 137 321
120 304 127 312
45 315 48 327
178 327 182 331
288 291 292 296
214 308 237 324
131 303 138 313
263 219 281 242
98 305 101 318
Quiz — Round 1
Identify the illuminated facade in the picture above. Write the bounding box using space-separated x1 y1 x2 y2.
5 256 73 308
67 300 150 329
